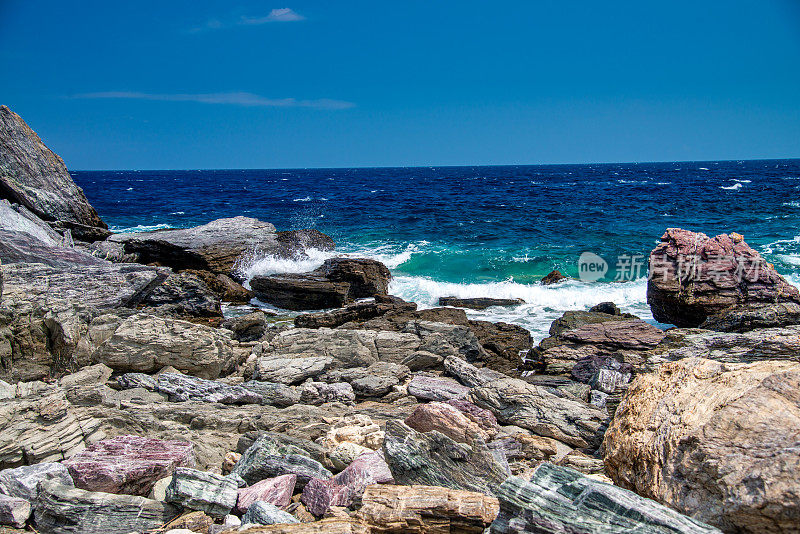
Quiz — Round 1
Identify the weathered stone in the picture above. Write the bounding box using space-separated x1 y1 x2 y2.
470 377 609 449
590 301 622 315
0 462 73 502
467 320 530 376
407 374 470 402
298 381 356 406
237 474 297 513
0 493 30 528
443 355 506 388
358 484 499 533
315 258 391 299
302 451 394 516
326 442 373 472
63 435 195 496
488 432 560 464
399 350 443 371
154 373 262 404
222 312 269 342
323 362 410 397
555 450 605 474
91 314 238 379
540 270 567 285
295 297 417 329
237 432 327 465
660 324 800 364
233 435 333 488
446 398 499 434
439 297 524 310
141 271 222 318
234 518 367 533
647 228 800 327
383 420 509 496
59 363 113 388
160 510 216 533
699 302 800 332
0 105 106 228
402 321 488 362
405 402 494 443
243 501 299 526
237 381 299 407
490 463 721 534
604 357 800 533
166 467 239 517
319 414 385 459
35 481 179 534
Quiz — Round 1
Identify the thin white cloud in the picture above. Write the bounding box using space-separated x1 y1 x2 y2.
189 8 304 32
74 91 354 110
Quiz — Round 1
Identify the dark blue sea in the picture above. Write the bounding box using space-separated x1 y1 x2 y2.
72 159 800 340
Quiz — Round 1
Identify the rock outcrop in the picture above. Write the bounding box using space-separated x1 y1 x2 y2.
604 357 800 533
438 297 524 310
647 228 800 327
0 105 106 229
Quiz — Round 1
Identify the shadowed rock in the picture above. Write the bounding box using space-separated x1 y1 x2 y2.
439 296 525 310
165 467 239 517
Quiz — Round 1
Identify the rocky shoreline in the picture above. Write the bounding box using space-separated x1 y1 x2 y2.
1 105 798 533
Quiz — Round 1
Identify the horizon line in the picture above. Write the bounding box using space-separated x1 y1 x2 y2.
69 156 800 173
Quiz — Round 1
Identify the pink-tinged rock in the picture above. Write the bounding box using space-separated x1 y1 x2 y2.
647 228 800 327
235 474 296 513
64 435 195 496
407 375 470 402
301 451 393 516
404 402 494 443
447 398 499 434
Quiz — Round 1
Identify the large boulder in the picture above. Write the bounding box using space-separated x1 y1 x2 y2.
232 434 333 488
63 435 195 496
0 105 106 229
470 377 609 450
382 420 509 496
109 217 329 276
490 463 721 534
165 467 239 517
250 258 391 311
604 357 800 533
647 228 800 327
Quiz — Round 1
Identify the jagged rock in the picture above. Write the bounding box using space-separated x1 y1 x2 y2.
351 306 470 332
523 374 592 401
699 302 800 332
243 501 299 526
407 374 470 401
0 462 73 501
315 258 391 299
166 467 239 517
326 442 373 472
404 401 495 443
604 357 800 533
108 216 302 275
0 493 30 528
233 435 333 488
0 387 104 468
276 229 335 253
470 377 609 449
0 199 62 245
237 433 327 465
59 363 113 388
443 355 505 388
0 105 106 228
141 271 222 318
490 463 721 534
402 320 488 362
91 313 238 379
439 297 524 310
318 414 385 465
295 297 417 329
357 484 499 533
301 451 394 516
184 269 253 304
237 474 297 513
240 381 301 407
541 270 567 285
488 432 560 464
35 481 179 534
323 362 410 397
161 510 216 533
467 320 530 376
116 372 157 390
222 312 269 342
555 450 605 474
154 373 262 404
63 435 195 496
382 420 509 496
590 301 621 315
298 381 355 406
399 350 443 371
647 228 800 327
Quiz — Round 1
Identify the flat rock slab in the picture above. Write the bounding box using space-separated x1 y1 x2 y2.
407 375 470 402
358 484 499 534
155 373 263 404
166 467 239 518
35 481 179 534
490 463 721 534
64 435 195 496
439 296 524 310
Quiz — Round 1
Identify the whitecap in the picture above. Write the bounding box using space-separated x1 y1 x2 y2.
733 179 752 183
699 167 709 171
110 223 174 233
720 183 742 190
293 196 312 202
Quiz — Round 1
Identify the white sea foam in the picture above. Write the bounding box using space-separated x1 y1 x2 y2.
733 179 752 183
699 167 709 170
110 223 174 233
720 183 743 190
293 196 312 202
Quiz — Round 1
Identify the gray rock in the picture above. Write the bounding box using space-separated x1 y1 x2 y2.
403 320 488 362
444 355 506 388
407 374 470 402
400 350 444 371
233 434 332 488
140 271 222 318
0 462 73 502
236 432 327 465
242 501 299 526
0 105 106 228
221 311 269 342
438 296 525 310
298 381 356 405
490 463 721 534
165 467 239 517
117 372 157 390
155 373 262 404
662 324 800 364
323 362 410 397
470 377 609 449
0 199 62 245
255 356 334 385
59 363 114 389
383 419 509 496
241 380 301 407
295 296 417 329
699 302 800 332
35 481 178 534
0 493 30 528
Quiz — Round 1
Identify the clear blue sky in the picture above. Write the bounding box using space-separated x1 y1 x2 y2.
2 1 799 169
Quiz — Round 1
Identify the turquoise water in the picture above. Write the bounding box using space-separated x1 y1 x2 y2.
73 159 800 340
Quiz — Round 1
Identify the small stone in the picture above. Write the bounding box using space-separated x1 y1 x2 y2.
242 501 299 526
165 467 239 517
223 452 241 474
236 474 297 513
0 493 31 528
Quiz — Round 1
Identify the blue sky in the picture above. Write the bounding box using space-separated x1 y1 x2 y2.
1 0 799 169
